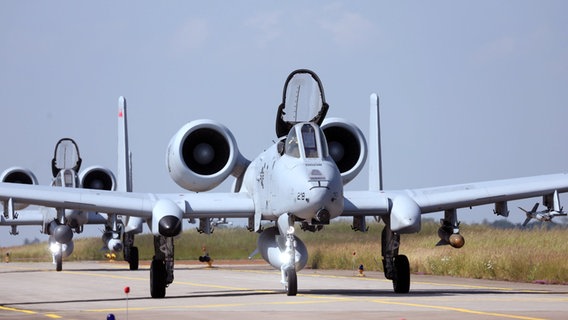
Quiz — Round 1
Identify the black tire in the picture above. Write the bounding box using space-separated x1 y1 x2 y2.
285 268 297 296
393 255 410 293
150 259 167 298
129 247 139 271
55 255 62 272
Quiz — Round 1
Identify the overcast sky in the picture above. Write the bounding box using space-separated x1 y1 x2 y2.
1 1 568 246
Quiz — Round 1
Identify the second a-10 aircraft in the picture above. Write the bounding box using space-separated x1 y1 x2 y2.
0 138 126 270
0 99 143 271
1 69 568 298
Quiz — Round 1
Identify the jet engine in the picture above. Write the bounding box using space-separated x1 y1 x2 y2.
257 227 308 270
1 167 38 210
321 118 367 185
79 166 116 191
167 119 248 192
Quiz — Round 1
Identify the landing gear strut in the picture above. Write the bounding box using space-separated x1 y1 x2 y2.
123 232 139 271
281 227 298 296
381 220 410 293
278 214 298 296
150 235 174 298
55 252 63 272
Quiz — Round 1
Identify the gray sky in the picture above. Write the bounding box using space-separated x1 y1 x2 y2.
1 1 568 246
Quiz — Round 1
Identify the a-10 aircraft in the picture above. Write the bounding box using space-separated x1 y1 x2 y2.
0 138 121 270
1 69 568 298
0 100 143 271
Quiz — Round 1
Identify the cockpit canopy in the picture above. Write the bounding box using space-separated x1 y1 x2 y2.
275 69 329 138
51 138 82 178
285 122 329 159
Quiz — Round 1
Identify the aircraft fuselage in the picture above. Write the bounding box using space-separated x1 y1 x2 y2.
243 122 344 223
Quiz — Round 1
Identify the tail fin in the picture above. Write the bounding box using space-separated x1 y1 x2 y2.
117 96 132 192
368 93 383 191
117 97 143 233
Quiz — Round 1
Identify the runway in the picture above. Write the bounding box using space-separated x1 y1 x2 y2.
1 261 567 320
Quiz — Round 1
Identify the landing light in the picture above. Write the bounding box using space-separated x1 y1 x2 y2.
280 251 293 265
49 242 61 255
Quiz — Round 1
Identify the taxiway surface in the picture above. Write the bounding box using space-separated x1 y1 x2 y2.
1 261 567 320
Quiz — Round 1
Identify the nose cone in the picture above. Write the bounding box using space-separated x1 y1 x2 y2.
159 215 182 237
307 185 343 219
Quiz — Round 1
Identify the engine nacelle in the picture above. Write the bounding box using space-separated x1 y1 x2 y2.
257 227 308 271
1 167 38 210
79 166 116 191
167 119 248 192
321 118 367 185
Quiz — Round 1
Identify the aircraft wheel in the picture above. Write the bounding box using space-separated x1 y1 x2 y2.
129 247 139 271
150 259 167 298
392 255 410 293
285 268 297 296
55 255 63 272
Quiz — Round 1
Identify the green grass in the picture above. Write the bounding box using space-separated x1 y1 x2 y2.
3 220 568 284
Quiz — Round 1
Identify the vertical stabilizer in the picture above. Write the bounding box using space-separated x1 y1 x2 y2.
368 93 383 191
117 97 143 234
117 96 132 192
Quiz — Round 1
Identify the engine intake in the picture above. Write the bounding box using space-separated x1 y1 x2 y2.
1 167 38 185
321 118 367 185
79 166 116 191
167 119 248 192
1 167 38 210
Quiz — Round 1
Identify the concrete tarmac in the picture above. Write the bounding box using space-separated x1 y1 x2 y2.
1 261 567 320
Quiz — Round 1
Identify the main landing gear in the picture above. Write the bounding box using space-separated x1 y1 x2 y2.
381 220 410 293
150 235 174 298
123 232 139 271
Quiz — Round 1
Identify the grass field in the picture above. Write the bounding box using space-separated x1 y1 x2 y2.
2 220 567 284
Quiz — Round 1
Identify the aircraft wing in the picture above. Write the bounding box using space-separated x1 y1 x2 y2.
343 173 568 216
3 173 567 221
0 182 255 220
407 173 568 214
